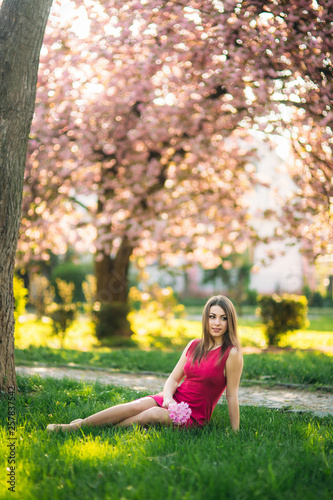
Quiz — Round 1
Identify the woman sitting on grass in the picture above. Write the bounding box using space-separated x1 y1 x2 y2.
47 295 243 432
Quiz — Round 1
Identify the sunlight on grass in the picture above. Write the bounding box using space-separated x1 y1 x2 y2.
130 315 202 349
278 330 333 351
131 317 333 353
58 428 152 467
302 421 333 459
60 435 117 463
15 316 97 351
238 325 267 348
15 317 53 348
15 312 333 353
1 375 332 500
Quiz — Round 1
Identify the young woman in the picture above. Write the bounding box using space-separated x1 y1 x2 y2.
47 295 243 432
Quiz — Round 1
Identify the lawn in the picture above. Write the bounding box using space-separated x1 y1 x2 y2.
14 309 333 389
1 376 332 500
15 345 333 388
15 307 333 353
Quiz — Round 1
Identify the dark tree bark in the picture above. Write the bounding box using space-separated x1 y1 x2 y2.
95 242 133 304
0 0 53 392
95 236 134 338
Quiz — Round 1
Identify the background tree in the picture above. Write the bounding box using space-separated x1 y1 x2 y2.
0 0 53 392
21 0 258 337
20 0 333 337
202 249 253 314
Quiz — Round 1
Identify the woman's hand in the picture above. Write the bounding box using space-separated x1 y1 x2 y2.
162 396 176 409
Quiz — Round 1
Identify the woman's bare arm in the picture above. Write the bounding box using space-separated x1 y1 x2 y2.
225 347 243 431
162 339 196 408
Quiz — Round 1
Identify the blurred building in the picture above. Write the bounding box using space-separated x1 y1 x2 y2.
144 138 322 297
246 139 306 295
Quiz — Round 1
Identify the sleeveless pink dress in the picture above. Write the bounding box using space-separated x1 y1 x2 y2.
149 339 233 427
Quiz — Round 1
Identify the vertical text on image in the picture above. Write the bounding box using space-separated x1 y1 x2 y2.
7 386 16 493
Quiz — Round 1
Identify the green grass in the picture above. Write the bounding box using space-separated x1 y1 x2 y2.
307 312 333 332
15 345 179 374
14 309 333 390
15 316 97 350
15 345 333 388
0 376 332 500
243 351 333 387
15 308 333 352
184 305 333 333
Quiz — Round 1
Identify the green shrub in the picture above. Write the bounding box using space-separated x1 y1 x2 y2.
245 289 258 306
13 275 28 321
302 286 333 308
46 279 78 347
309 291 325 307
51 262 94 303
303 286 325 308
82 275 96 310
46 303 77 347
258 294 309 346
129 285 185 320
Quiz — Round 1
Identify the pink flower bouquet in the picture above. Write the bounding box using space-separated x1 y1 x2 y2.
168 401 192 426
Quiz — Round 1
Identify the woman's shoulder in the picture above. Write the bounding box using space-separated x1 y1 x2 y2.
185 338 201 355
226 346 243 365
188 338 201 349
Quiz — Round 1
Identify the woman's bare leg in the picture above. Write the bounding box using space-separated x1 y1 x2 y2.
47 397 158 432
118 406 172 428
82 397 157 427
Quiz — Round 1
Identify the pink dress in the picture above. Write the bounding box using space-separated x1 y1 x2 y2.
149 339 233 427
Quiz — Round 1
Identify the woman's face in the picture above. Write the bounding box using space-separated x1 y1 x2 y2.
208 305 228 343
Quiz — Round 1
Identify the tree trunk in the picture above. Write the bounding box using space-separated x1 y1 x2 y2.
94 236 134 338
95 236 133 304
0 0 53 392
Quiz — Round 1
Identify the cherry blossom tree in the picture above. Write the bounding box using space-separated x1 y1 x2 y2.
21 0 332 336
0 0 53 392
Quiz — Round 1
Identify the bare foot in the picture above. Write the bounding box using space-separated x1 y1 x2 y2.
47 419 82 432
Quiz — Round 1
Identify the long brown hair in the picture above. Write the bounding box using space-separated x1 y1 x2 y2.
192 295 241 364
